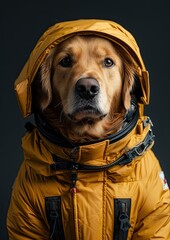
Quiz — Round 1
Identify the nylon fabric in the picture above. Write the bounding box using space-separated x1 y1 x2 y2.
7 117 170 239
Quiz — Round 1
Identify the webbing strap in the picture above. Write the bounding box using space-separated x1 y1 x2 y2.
51 128 155 172
45 196 65 240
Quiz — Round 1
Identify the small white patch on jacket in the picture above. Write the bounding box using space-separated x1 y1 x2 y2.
159 171 169 190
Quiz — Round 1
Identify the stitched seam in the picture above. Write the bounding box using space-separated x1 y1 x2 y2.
102 171 107 240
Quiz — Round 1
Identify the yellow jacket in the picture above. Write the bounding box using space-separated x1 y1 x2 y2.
7 19 170 240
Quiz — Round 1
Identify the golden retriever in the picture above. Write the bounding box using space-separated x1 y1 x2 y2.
32 36 137 143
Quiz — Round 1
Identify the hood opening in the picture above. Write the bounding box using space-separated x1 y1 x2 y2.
14 19 150 118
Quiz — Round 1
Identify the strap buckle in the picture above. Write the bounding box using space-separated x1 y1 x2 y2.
51 125 155 171
122 128 155 165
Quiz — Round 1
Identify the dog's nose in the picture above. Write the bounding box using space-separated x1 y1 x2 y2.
75 78 99 100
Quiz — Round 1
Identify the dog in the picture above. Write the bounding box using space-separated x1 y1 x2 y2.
7 19 170 240
32 35 137 143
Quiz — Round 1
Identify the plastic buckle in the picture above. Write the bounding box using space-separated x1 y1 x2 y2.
143 116 153 128
134 143 147 156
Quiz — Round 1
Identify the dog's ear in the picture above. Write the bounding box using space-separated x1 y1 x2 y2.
122 63 135 110
112 43 137 111
39 55 53 111
32 53 53 112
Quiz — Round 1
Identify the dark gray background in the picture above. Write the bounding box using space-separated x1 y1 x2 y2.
1 1 170 239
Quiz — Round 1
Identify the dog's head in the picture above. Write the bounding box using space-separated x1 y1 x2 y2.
32 35 137 142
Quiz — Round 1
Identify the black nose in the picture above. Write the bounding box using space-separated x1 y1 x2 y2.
75 78 100 100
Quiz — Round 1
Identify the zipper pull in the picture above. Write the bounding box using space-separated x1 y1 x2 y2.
114 198 131 240
71 171 78 194
119 202 131 232
70 164 79 194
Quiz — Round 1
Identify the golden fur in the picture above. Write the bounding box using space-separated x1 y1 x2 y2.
32 36 137 143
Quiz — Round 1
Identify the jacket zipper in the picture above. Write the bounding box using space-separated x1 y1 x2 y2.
113 198 131 240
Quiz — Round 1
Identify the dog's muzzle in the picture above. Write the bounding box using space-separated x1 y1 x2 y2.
67 78 106 123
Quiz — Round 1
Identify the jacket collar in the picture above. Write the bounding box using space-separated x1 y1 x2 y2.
23 115 153 177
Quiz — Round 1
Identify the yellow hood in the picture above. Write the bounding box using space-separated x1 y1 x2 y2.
14 19 150 117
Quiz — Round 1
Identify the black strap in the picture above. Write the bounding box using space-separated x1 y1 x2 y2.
33 101 139 148
45 196 65 240
51 128 155 172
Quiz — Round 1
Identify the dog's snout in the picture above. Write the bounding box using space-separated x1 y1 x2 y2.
75 78 100 100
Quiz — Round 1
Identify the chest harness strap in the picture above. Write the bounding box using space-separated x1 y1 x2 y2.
51 127 155 172
45 196 65 240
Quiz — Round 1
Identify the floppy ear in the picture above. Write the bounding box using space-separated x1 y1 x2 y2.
122 64 135 110
112 43 137 111
38 54 53 111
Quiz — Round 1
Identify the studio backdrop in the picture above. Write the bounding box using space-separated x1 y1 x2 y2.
1 0 169 239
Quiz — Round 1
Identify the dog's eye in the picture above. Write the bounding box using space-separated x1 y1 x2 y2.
59 57 72 68
104 58 114 68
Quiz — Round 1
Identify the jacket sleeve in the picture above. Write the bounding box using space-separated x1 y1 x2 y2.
132 156 170 239
7 162 49 240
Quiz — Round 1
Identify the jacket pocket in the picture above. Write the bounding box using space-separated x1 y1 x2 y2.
45 196 65 240
113 198 131 240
